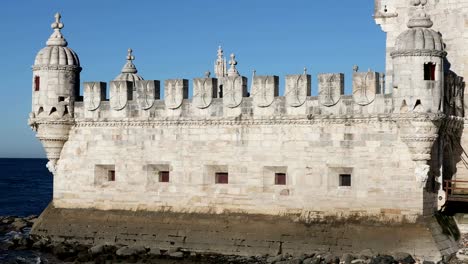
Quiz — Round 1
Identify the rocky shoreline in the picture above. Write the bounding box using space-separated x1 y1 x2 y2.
0 215 464 264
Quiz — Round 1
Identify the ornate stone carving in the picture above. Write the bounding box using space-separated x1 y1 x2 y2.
165 79 188 110
193 78 217 109
252 76 279 107
223 76 247 108
318 73 344 107
84 82 106 111
285 74 311 107
353 71 378 106
136 80 160 110
110 81 132 111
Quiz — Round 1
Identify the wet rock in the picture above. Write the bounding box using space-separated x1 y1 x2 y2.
351 259 367 264
342 253 355 264
31 237 49 249
370 255 395 264
267 254 284 263
10 218 28 231
52 242 77 260
89 243 116 255
115 245 147 257
359 249 375 259
304 256 322 264
169 251 184 259
289 257 304 264
323 253 338 264
393 252 415 264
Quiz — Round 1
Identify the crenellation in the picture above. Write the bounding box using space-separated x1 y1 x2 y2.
352 71 380 106
318 73 344 107
164 79 188 110
193 77 217 109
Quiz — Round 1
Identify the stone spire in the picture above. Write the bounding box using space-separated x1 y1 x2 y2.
214 46 227 78
227 53 240 77
114 48 143 81
46 13 68 47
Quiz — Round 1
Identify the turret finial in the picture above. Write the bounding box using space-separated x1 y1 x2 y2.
127 48 135 61
46 12 68 47
121 48 138 74
227 53 240 77
407 0 433 28
303 67 307 75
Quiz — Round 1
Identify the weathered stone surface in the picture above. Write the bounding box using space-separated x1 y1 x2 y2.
116 245 147 256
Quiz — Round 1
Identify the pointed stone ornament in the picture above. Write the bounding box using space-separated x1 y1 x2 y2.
227 53 240 77
46 13 68 47
214 46 227 79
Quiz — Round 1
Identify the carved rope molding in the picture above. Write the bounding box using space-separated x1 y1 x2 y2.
390 49 447 58
72 113 448 128
32 65 82 72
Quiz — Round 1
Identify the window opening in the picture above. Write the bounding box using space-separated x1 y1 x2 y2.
215 172 228 184
34 76 40 91
159 171 170 183
275 173 287 185
339 174 351 187
424 63 436 81
108 170 116 181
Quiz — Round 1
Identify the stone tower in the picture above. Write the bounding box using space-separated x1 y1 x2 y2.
391 1 446 114
29 13 81 173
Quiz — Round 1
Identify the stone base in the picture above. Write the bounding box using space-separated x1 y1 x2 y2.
31 204 459 261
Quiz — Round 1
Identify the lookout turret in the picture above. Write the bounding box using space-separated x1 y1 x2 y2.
29 13 80 174
391 1 446 113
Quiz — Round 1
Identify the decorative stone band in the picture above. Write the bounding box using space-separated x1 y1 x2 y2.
390 49 447 58
32 65 82 72
73 113 446 128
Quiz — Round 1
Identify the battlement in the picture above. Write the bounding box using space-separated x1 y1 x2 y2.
76 71 391 120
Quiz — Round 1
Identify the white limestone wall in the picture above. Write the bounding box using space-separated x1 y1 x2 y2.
53 112 426 222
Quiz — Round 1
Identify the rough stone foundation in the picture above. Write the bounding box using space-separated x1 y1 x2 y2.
31 204 459 261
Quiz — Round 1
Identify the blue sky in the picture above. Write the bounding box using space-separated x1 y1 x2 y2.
0 0 385 158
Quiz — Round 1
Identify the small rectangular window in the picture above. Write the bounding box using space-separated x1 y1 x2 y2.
108 170 116 181
159 171 170 183
58 96 65 102
424 63 436 81
215 172 228 184
34 76 40 91
275 173 286 185
339 174 351 187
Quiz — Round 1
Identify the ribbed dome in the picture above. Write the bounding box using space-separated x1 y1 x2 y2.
34 46 80 66
393 6 444 53
115 72 144 82
33 13 80 67
114 49 144 81
395 27 444 52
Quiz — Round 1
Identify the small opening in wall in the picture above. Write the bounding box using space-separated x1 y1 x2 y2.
215 172 228 184
424 63 436 81
58 96 65 102
49 107 57 115
275 173 286 185
219 85 223 98
339 174 351 187
63 105 69 116
108 170 116 181
159 171 170 183
34 76 40 91
37 107 44 115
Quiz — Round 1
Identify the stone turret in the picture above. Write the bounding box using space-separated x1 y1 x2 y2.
391 1 446 114
392 1 446 189
29 13 81 174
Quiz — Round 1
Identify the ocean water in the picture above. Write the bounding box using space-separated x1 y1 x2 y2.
0 158 52 217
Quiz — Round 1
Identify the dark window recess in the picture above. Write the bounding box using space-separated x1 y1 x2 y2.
108 170 116 181
215 172 229 184
424 63 436 81
339 174 351 187
275 173 287 185
159 171 170 183
58 96 65 102
34 76 40 91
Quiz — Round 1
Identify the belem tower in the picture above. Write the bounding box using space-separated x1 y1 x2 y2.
27 0 468 261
